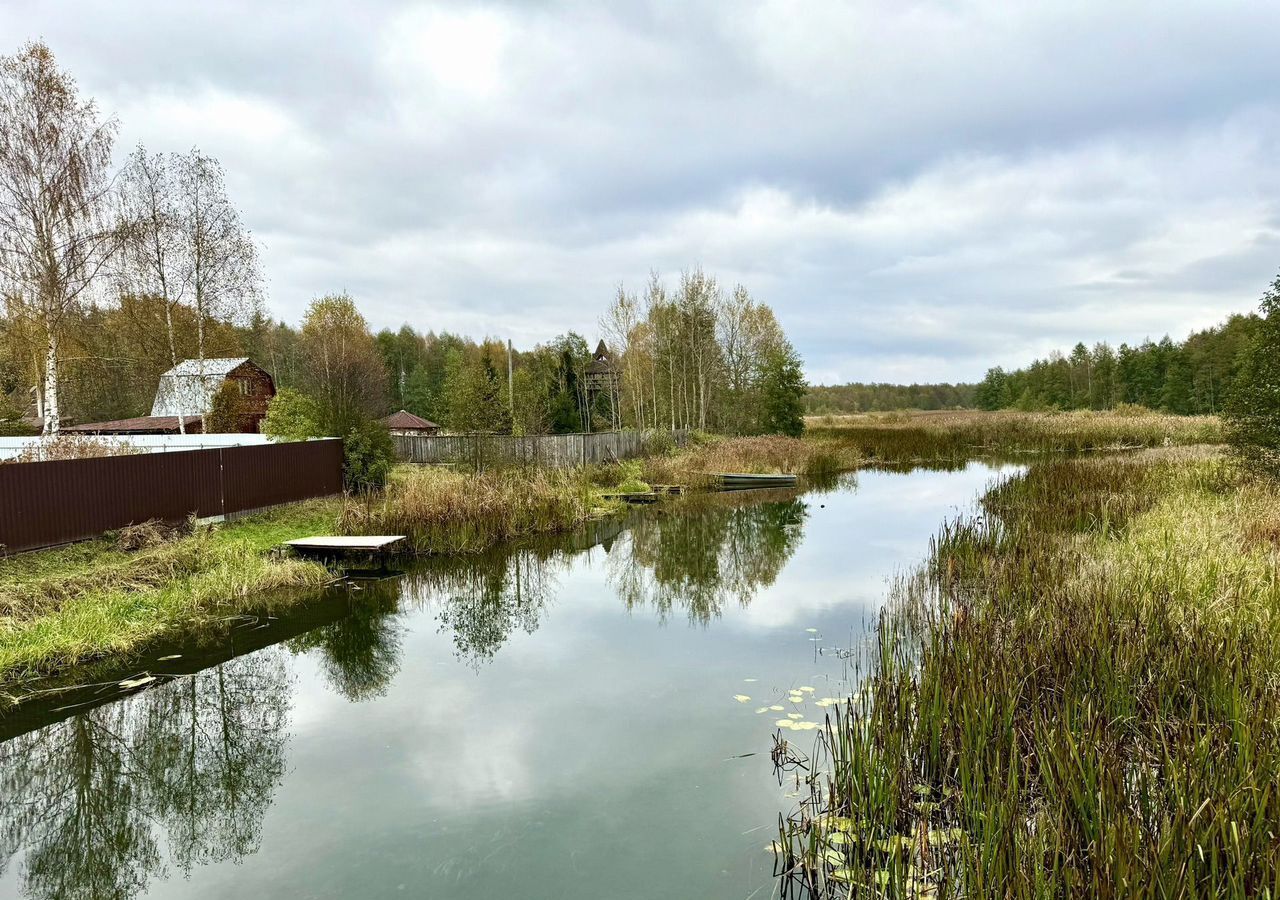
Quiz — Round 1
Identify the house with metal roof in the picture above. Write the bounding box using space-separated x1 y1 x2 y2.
67 358 276 435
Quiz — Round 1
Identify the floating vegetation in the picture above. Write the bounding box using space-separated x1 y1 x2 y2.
733 694 752 703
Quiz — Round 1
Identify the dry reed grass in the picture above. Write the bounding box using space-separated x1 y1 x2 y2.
339 465 598 554
776 446 1280 896
640 435 861 488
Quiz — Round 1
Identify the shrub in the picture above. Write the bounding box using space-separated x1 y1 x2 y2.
261 388 324 442
342 420 395 492
0 420 40 437
614 460 651 494
205 381 248 433
640 429 675 457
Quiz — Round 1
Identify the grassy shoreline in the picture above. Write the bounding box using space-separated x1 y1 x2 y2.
776 443 1280 896
0 434 841 687
0 415 1232 698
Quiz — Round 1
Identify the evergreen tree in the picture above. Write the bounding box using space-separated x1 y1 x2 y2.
975 367 1011 410
759 342 806 437
1225 275 1280 476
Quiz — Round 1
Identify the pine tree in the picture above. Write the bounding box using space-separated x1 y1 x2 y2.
1225 275 1280 476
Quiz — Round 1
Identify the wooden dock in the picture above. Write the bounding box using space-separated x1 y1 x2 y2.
285 535 406 555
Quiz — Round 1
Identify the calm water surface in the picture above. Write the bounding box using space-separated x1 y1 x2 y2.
0 464 1008 900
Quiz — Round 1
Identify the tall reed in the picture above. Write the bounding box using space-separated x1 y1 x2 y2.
641 435 861 488
339 465 597 554
777 447 1280 897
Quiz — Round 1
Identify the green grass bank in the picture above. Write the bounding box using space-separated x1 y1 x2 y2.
0 434 837 687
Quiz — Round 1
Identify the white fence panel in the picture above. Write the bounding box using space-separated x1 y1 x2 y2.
0 433 277 462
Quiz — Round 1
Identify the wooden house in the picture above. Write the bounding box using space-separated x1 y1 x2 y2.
67 358 276 435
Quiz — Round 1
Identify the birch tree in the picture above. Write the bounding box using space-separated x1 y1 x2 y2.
116 145 190 429
174 148 261 396
298 292 388 435
0 41 118 433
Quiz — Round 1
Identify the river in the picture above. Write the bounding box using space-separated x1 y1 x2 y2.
0 462 1010 900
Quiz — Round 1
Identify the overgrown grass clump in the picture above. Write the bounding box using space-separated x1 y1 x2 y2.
339 465 601 554
777 447 1280 897
808 409 1223 466
0 501 338 685
641 434 861 488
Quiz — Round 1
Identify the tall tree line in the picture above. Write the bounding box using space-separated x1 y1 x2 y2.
974 314 1262 414
601 269 806 436
805 382 978 413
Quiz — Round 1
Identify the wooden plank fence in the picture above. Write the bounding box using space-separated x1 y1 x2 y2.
393 430 688 470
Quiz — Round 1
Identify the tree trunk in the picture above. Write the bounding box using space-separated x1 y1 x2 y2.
165 300 185 434
43 327 59 435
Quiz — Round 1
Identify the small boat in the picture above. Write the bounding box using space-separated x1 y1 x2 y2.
713 473 799 491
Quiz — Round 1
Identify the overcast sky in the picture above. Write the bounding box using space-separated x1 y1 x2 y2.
5 1 1279 383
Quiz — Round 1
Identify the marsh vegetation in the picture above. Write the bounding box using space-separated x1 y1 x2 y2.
775 445 1280 897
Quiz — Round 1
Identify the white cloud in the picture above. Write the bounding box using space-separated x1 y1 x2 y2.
3 0 1279 381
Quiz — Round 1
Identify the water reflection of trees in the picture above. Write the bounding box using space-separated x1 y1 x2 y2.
0 649 292 900
400 548 565 666
289 583 405 701
610 496 808 624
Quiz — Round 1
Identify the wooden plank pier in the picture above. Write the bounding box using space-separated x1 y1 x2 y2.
285 535 406 555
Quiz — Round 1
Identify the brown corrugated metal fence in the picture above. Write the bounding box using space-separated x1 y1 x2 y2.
0 439 343 554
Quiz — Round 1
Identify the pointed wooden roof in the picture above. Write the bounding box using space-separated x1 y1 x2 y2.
382 410 439 431
586 340 617 375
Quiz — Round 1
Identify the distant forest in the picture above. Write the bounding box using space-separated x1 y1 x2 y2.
805 382 977 413
806 312 1262 416
975 314 1260 414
